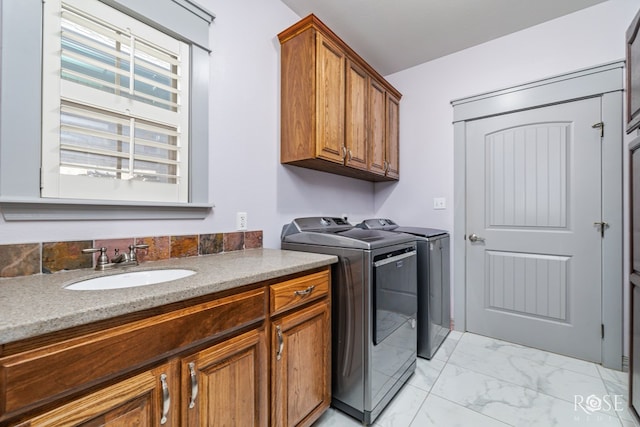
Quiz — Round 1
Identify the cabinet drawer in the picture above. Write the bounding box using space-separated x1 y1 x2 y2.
270 269 330 316
0 288 265 420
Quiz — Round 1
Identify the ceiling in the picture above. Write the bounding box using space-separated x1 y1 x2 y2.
279 0 608 75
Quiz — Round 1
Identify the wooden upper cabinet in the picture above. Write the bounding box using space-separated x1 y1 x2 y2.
368 79 400 178
345 59 368 171
369 78 387 176
316 34 345 163
386 94 400 179
278 14 401 182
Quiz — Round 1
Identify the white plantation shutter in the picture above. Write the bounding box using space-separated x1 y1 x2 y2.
41 0 190 203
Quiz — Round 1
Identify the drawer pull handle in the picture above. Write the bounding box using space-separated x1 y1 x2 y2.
294 285 315 297
188 362 199 409
276 325 284 361
160 373 170 424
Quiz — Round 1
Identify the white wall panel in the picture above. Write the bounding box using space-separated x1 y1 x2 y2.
487 251 569 321
486 123 569 228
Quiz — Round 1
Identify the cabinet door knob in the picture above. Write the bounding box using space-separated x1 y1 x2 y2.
160 373 170 424
188 362 199 409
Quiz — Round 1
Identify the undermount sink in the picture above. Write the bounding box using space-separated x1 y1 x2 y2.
65 269 196 291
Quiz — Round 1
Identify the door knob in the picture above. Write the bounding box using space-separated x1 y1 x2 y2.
468 233 485 243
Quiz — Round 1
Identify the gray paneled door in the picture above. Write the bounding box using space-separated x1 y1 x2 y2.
466 97 603 362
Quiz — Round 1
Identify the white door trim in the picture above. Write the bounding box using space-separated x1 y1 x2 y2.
452 60 624 369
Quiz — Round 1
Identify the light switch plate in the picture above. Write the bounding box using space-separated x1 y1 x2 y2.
433 197 446 210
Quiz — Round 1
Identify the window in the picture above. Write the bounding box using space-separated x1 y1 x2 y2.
0 0 213 220
42 0 190 203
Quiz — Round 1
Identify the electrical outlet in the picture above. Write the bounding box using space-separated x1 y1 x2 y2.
236 212 248 230
433 197 446 210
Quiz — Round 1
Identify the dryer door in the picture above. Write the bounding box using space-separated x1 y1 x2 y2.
373 247 417 345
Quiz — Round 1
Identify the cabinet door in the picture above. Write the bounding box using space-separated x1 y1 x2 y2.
15 362 179 427
272 300 330 427
633 280 640 416
368 79 387 176
386 93 400 179
345 59 368 171
181 328 268 427
315 33 345 164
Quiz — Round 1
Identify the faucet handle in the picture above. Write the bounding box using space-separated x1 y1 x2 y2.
82 247 109 267
128 244 149 262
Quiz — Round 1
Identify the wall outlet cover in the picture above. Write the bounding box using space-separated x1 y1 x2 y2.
236 212 248 230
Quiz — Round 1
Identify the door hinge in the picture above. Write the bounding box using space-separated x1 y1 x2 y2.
601 323 605 339
592 122 604 138
594 221 608 238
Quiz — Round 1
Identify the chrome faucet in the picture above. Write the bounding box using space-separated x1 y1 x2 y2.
83 244 149 271
111 248 131 265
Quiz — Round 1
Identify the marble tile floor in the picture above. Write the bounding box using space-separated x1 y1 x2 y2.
313 331 638 427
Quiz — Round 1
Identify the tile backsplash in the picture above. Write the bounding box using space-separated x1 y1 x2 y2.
0 230 263 278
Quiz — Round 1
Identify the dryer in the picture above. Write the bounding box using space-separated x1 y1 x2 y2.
358 218 450 359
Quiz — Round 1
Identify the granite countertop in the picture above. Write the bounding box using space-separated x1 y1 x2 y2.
0 248 337 345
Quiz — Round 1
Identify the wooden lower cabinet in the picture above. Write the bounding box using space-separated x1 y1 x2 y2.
271 300 331 427
16 328 270 427
2 268 332 427
14 361 180 427
181 328 268 427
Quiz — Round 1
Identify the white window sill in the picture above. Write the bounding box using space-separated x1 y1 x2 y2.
0 199 213 221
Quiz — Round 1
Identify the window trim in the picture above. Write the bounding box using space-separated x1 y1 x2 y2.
0 0 214 221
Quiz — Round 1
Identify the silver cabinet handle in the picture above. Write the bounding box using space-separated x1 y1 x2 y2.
409 318 416 329
468 233 485 243
294 285 315 297
160 373 170 425
188 362 198 409
342 146 347 159
276 325 284 361
347 149 352 161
